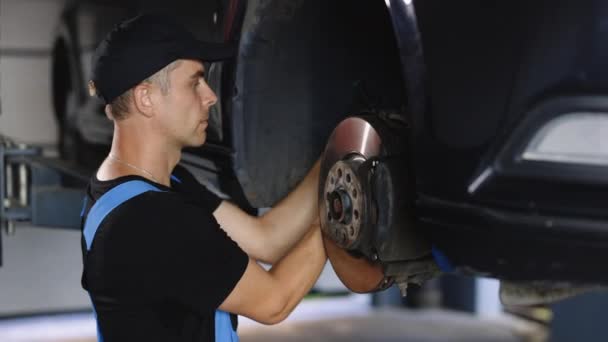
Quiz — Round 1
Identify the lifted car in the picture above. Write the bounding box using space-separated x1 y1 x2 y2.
52 0 608 302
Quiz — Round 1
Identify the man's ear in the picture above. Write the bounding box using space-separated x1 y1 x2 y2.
132 83 155 118
104 105 114 121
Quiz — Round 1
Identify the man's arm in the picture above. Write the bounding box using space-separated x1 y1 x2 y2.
213 159 321 264
219 223 327 324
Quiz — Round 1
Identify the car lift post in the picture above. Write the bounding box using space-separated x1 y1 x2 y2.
0 138 88 266
0 140 40 266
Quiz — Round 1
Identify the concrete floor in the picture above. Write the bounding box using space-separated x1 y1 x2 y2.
0 295 547 342
240 309 546 342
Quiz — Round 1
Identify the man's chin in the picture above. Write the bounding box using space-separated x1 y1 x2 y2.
188 136 207 148
180 132 207 149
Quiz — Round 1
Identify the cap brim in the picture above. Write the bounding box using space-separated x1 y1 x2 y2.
181 41 237 62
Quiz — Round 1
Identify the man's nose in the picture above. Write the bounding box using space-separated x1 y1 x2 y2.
208 91 218 107
201 81 218 107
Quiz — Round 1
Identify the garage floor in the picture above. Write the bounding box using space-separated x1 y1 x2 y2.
0 294 547 342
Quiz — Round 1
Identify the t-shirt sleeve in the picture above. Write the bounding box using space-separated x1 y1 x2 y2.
171 164 223 212
138 192 248 313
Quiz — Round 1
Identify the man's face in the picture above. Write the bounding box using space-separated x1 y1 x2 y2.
154 59 217 148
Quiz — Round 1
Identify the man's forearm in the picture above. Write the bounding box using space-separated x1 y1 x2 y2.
260 159 321 262
268 225 327 323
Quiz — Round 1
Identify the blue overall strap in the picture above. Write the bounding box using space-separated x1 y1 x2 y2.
215 310 239 342
82 180 164 342
431 246 455 273
83 180 164 250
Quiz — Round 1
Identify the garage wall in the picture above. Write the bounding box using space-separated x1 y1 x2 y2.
0 0 91 316
0 0 64 145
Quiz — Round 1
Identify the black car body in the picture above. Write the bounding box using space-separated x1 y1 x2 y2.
52 0 608 295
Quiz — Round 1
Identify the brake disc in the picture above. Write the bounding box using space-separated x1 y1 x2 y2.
319 116 392 293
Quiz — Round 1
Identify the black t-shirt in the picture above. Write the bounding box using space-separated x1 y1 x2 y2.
80 164 248 342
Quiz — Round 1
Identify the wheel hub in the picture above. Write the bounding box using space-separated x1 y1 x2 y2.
323 158 365 249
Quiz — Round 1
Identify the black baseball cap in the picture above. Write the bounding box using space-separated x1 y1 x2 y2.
89 13 235 104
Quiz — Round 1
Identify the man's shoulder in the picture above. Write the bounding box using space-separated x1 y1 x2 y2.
115 189 194 215
170 164 224 212
86 172 220 223
88 184 192 222
94 189 219 239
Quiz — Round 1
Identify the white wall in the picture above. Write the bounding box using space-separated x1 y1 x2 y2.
0 0 65 145
0 0 91 316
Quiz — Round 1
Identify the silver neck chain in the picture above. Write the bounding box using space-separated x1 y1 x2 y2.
108 153 159 183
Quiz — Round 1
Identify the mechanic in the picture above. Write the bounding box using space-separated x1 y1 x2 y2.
80 14 327 342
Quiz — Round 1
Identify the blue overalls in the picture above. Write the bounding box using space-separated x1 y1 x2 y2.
81 177 239 342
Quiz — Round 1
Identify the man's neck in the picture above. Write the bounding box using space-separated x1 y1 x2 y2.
109 126 181 187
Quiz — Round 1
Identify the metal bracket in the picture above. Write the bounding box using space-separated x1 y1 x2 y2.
0 138 41 267
0 136 90 266
0 139 42 233
384 256 443 297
